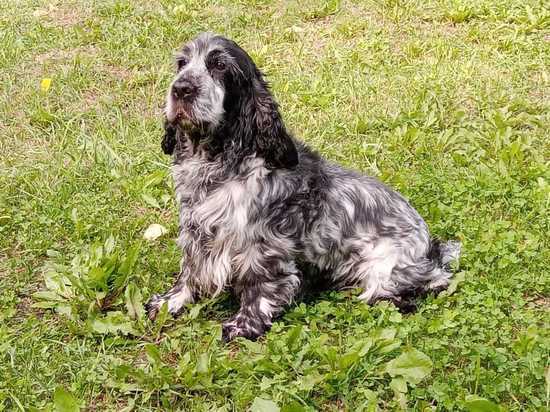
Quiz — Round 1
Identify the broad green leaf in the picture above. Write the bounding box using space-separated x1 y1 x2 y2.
30 106 56 126
32 291 64 302
357 338 374 356
125 283 144 320
196 352 210 374
53 386 80 412
378 339 402 354
118 243 141 277
296 372 325 391
250 397 280 412
90 312 137 336
44 271 71 295
512 325 539 355
143 170 167 188
464 396 503 412
281 402 308 412
101 254 118 282
188 302 204 320
373 328 401 354
389 311 402 323
56 304 75 319
145 343 162 366
390 377 408 393
32 301 60 309
376 328 396 340
104 235 116 254
360 389 379 412
114 243 141 291
385 348 433 384
90 242 104 261
88 266 108 291
63 272 88 297
286 324 302 349
153 302 169 338
443 271 465 296
395 390 408 411
141 193 161 209
339 350 359 370
241 339 263 354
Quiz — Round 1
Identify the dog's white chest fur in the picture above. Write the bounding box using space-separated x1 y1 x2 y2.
171 152 268 294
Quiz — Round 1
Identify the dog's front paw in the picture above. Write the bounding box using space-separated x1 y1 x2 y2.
222 316 267 342
222 322 258 342
144 294 164 321
145 293 187 321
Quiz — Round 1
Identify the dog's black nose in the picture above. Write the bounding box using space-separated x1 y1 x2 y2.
172 80 197 99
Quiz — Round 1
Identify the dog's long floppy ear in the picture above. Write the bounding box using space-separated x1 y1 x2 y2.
220 39 298 168
161 119 177 155
252 79 298 169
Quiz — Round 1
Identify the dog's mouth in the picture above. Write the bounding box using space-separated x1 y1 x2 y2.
168 103 197 130
174 111 192 127
166 92 213 135
167 107 210 137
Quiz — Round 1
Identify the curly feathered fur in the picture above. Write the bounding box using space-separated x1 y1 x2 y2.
146 33 461 341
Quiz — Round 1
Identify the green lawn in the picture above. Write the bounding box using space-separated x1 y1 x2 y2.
1 0 549 410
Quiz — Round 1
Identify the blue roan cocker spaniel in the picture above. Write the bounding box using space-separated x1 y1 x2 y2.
145 33 460 341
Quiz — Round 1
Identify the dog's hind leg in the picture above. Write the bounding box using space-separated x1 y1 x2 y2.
145 268 195 320
347 238 460 312
333 238 403 306
222 264 302 341
353 260 418 312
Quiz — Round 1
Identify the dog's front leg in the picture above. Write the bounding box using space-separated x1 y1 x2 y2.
145 269 194 320
222 274 301 341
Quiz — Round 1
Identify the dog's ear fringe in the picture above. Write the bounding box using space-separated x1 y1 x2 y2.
242 75 298 169
162 119 177 155
255 109 298 169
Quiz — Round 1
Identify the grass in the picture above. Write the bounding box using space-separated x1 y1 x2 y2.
0 0 548 410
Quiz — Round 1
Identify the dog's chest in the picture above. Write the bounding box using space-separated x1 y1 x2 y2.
171 154 270 292
172 154 267 248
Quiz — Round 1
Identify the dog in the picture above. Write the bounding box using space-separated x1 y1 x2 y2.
145 33 460 341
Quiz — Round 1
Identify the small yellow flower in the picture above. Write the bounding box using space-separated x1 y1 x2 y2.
40 78 52 93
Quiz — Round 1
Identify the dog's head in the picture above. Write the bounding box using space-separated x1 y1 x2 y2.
163 33 298 169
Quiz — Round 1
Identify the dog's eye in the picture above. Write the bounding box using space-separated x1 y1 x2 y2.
214 60 226 71
176 57 188 70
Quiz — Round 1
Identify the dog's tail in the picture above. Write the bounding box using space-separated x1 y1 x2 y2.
424 238 461 292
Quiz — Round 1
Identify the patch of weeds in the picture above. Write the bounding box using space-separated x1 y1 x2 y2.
33 236 146 336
